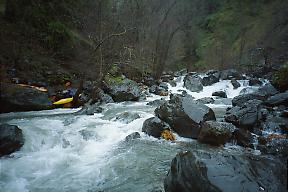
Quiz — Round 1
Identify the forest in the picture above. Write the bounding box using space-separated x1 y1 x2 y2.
0 1 288 192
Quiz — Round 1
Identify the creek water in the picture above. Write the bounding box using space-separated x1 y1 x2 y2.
0 77 259 192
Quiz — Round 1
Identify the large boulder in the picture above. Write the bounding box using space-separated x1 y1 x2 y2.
225 99 263 129
201 74 219 86
198 121 236 146
107 78 141 102
0 124 24 156
265 91 288 107
220 69 241 80
164 151 221 192
183 74 203 92
155 94 216 138
232 93 264 107
142 117 170 138
0 83 52 113
164 150 287 192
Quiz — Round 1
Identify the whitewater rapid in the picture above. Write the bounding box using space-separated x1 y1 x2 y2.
0 76 261 192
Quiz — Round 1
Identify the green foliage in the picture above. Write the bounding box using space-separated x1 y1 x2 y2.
44 21 75 50
104 64 124 85
272 63 288 91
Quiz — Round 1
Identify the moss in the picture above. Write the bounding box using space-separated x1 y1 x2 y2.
272 63 288 91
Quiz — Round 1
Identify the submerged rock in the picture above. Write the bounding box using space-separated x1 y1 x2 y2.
0 83 52 113
142 117 171 138
155 94 216 139
198 121 236 146
76 103 103 115
212 91 227 98
125 132 141 142
147 99 166 107
164 150 287 192
0 124 24 156
115 112 140 124
183 74 203 92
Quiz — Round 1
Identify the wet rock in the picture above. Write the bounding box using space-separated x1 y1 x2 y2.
225 99 263 129
155 94 216 139
249 78 263 86
149 84 168 96
265 91 288 107
0 83 52 113
183 74 203 92
125 132 141 142
142 117 170 138
233 128 254 147
99 90 114 103
201 74 219 86
164 150 287 192
0 124 24 156
164 151 221 192
255 83 278 98
239 87 257 95
76 103 103 115
196 97 214 104
212 91 227 98
206 70 220 79
79 129 99 141
107 78 141 102
115 112 140 124
232 93 264 107
230 79 240 89
213 98 232 105
220 69 241 80
198 121 236 146
147 99 166 107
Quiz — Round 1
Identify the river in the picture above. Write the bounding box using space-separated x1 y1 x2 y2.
0 77 259 192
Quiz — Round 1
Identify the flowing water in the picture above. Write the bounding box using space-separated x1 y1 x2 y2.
0 76 260 192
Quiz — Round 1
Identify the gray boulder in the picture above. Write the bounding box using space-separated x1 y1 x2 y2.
201 74 219 86
0 83 52 113
225 99 263 129
142 117 170 138
183 74 203 92
107 78 141 102
0 124 24 156
198 121 236 146
155 94 216 138
164 150 287 192
265 91 288 107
